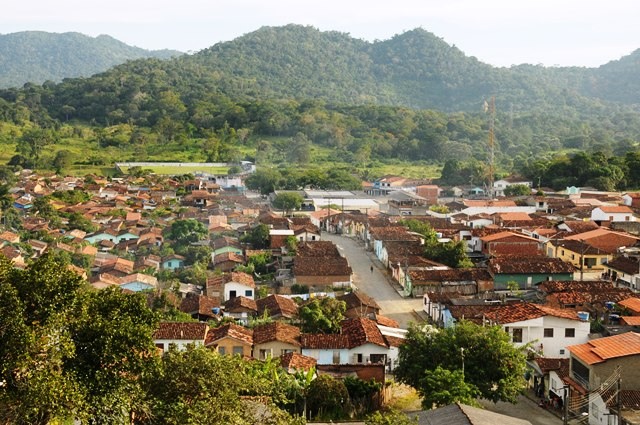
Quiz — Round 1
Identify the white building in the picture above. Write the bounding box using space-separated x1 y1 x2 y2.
486 303 590 358
152 322 209 352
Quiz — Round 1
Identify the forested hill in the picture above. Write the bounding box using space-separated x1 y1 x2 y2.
191 25 640 111
0 31 181 88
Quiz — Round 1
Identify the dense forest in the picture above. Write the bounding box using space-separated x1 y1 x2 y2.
1 25 640 190
0 31 181 89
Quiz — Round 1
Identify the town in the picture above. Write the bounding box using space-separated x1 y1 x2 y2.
2 162 640 424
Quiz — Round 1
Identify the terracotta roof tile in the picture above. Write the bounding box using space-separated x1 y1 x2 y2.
567 332 640 365
489 257 575 275
338 291 380 311
153 322 209 340
280 352 317 371
619 297 640 313
301 333 350 349
224 296 257 312
621 316 640 326
256 294 299 319
252 322 301 346
180 294 221 317
293 256 352 277
205 323 253 346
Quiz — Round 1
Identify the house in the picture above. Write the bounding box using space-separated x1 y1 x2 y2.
256 294 299 320
566 332 640 423
153 322 209 352
252 322 301 360
483 302 590 358
179 294 221 321
547 229 640 280
118 273 157 292
337 290 380 319
410 402 532 425
493 176 532 197
292 241 352 290
223 296 257 325
205 323 253 357
604 256 640 292
211 251 245 272
161 254 185 270
480 231 543 257
489 257 575 290
212 236 243 258
618 298 640 316
292 256 352 290
622 193 640 209
415 184 440 205
409 268 493 297
206 271 255 301
591 205 636 224
529 357 569 404
301 318 399 369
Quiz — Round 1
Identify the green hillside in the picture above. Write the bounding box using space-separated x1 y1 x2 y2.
0 31 182 88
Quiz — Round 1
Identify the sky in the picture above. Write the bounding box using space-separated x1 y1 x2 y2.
2 0 640 68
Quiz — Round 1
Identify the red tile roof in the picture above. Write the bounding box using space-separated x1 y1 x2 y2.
280 352 317 371
256 294 299 319
341 317 387 348
179 295 221 317
301 333 350 349
567 332 640 365
252 322 301 346
489 257 575 275
484 302 581 324
205 323 253 346
619 297 640 313
224 296 257 312
153 322 209 340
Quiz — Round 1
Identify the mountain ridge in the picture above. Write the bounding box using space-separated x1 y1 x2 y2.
0 31 182 88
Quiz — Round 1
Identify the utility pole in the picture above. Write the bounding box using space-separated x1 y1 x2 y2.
617 376 622 425
563 385 569 425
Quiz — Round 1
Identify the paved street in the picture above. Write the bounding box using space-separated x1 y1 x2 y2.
321 232 423 328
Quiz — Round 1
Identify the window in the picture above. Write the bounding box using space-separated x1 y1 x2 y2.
259 349 272 359
245 290 253 297
565 328 575 338
561 249 565 256
512 328 523 343
229 290 237 299
281 349 295 356
559 349 565 355
233 346 244 355
332 350 340 364
357 353 363 363
544 328 554 338
218 346 226 355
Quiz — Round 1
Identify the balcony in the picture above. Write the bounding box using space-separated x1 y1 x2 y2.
570 371 590 391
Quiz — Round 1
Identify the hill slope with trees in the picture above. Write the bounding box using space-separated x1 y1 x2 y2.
0 31 181 88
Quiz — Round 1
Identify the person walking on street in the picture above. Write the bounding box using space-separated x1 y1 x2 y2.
370 265 374 273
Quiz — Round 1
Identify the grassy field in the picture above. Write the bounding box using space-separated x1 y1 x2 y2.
117 164 230 175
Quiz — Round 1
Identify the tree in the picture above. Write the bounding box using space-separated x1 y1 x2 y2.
52 150 73 174
67 288 159 423
503 184 531 196
140 345 302 425
272 192 303 216
164 219 208 246
241 223 270 249
419 366 480 408
16 127 57 168
395 321 528 404
299 297 346 334
306 374 351 421
288 132 312 164
423 240 473 268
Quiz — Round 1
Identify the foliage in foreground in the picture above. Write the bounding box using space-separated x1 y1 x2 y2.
394 321 528 406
